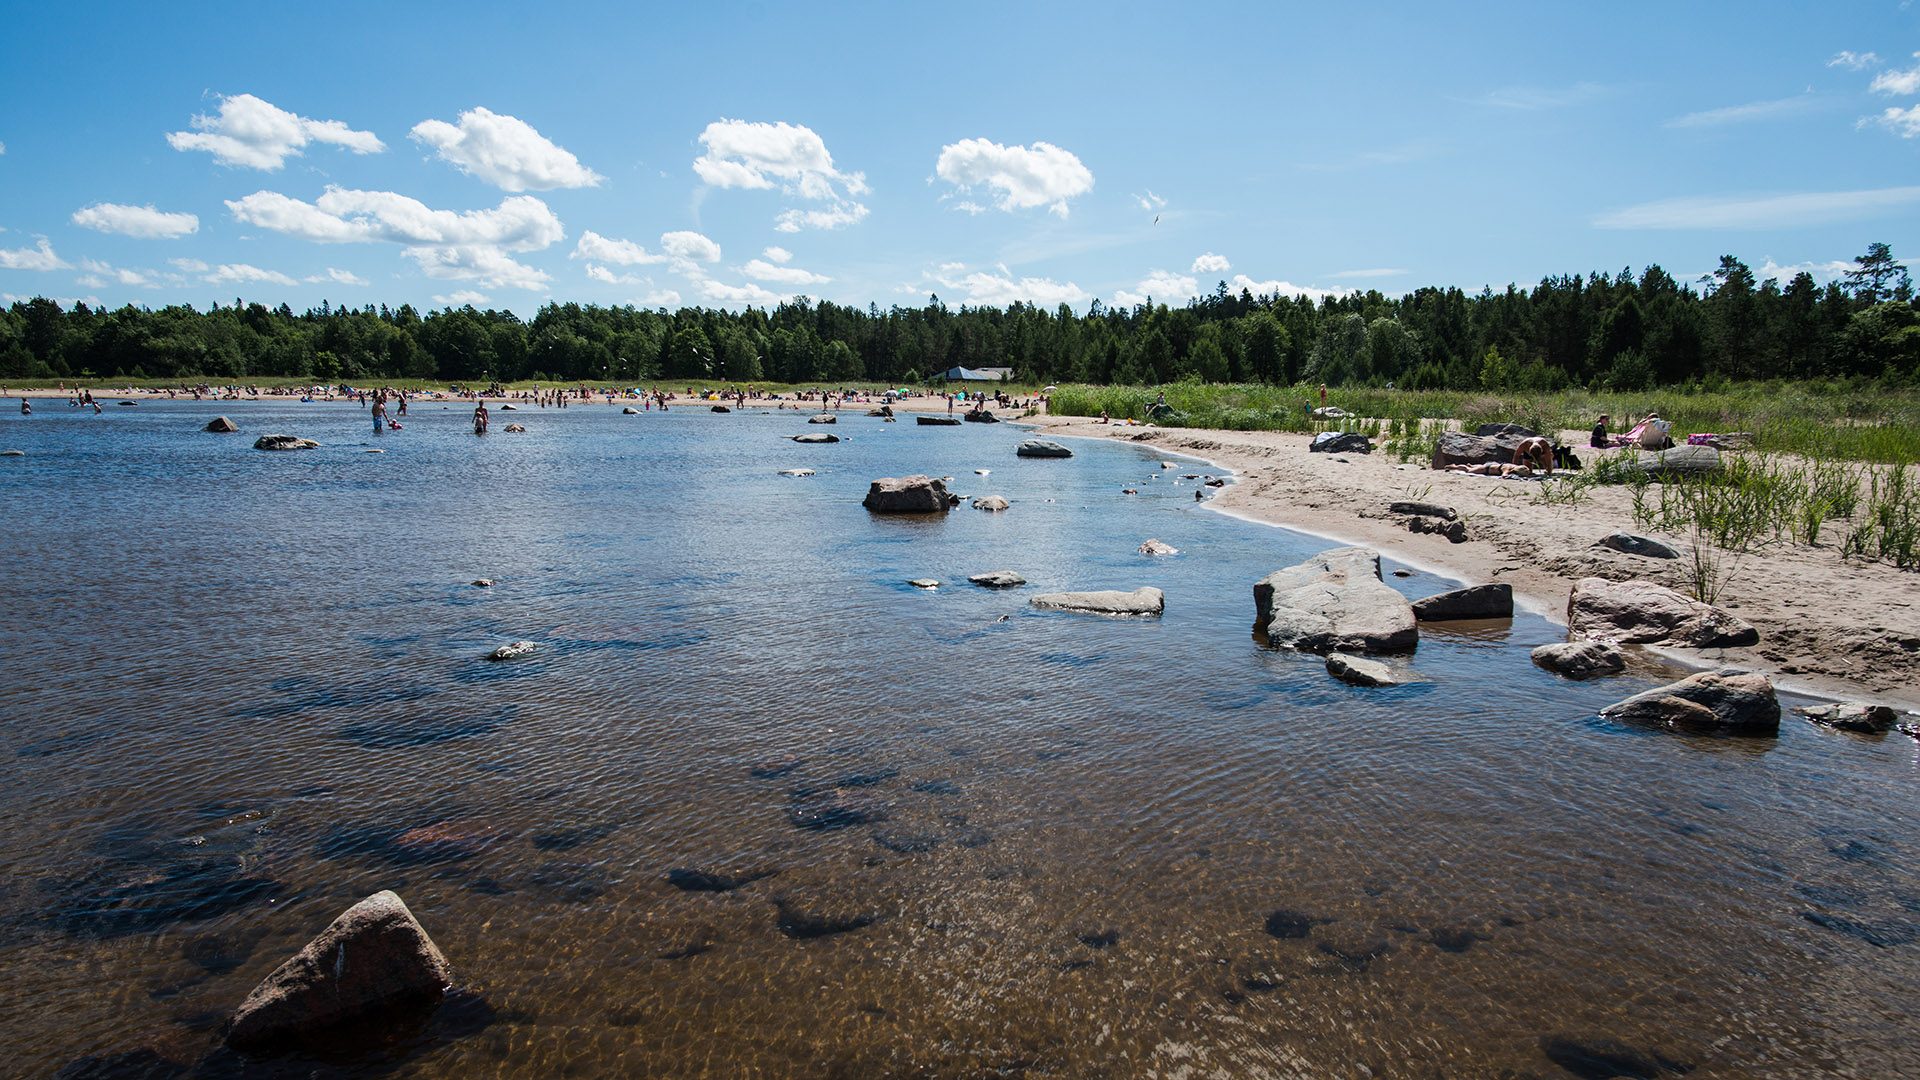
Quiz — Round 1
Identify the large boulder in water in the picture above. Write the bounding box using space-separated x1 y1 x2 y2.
1531 639 1626 680
1253 547 1417 654
1430 430 1526 469
807 413 837 424
1029 587 1164 616
1016 439 1073 458
204 416 239 433
253 434 318 451
226 890 451 1052
1568 578 1758 648
1598 667 1781 735
862 475 955 513
1411 584 1512 621
791 432 839 444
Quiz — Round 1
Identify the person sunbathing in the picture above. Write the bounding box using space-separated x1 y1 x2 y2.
1445 461 1534 477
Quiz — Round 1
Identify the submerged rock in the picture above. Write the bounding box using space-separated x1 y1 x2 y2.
1138 538 1179 556
1015 439 1073 459
1412 584 1512 621
969 570 1026 588
204 416 239 433
502 423 526 433
863 474 955 513
226 890 451 1053
971 495 1009 512
1531 639 1627 680
665 867 778 893
471 579 494 587
1599 667 1780 735
807 413 838 424
908 579 940 589
791 433 839 443
253 434 318 451
487 641 538 661
778 468 815 477
1798 702 1898 734
1325 652 1413 687
916 415 961 426
774 896 877 939
1568 578 1758 648
622 406 640 414
1030 587 1164 616
1253 547 1417 654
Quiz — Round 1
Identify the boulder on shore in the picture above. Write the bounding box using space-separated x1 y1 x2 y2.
971 495 1009 512
1567 578 1758 648
1430 430 1527 469
1029 587 1164 616
1598 667 1780 734
968 570 1025 588
226 890 451 1053
1474 422 1538 438
1412 583 1512 621
1310 431 1373 454
1389 500 1456 521
1633 445 1721 476
1253 547 1418 654
1325 652 1414 686
1596 532 1680 559
1408 515 1469 543
1797 702 1898 735
1016 439 1073 459
1531 639 1626 679
863 475 955 513
204 416 239 433
253 434 319 451
1310 406 1348 420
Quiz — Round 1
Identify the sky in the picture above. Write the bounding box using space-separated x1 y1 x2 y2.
2 1 1917 317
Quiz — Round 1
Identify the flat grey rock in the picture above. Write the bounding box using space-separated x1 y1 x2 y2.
1016 439 1073 458
1797 702 1898 734
1412 584 1512 621
1568 578 1757 648
1599 667 1780 734
969 570 1026 588
1253 547 1418 654
1029 587 1164 616
1531 639 1626 679
1596 532 1680 559
1325 652 1414 686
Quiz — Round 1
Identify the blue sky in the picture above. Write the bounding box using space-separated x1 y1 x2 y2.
2 2 1917 316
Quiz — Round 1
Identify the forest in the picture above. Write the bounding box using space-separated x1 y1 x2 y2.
2 245 1914 390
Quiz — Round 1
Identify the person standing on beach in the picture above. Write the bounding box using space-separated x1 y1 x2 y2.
1318 384 1327 409
473 402 489 435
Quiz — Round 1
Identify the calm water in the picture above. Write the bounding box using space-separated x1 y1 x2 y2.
0 399 1915 1078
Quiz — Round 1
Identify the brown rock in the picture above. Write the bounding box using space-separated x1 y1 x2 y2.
1253 547 1418 654
1567 578 1758 648
863 475 955 513
1598 667 1780 734
1412 584 1512 621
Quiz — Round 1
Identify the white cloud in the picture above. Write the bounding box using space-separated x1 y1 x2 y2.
942 269 1088 307
934 138 1094 217
308 267 367 286
1754 257 1860 284
1869 104 1920 138
1191 252 1231 274
775 202 869 232
951 201 987 216
226 186 563 249
761 246 792 264
403 245 549 290
71 203 199 239
698 279 787 306
743 258 828 285
409 107 603 192
0 141 6 155
1870 54 1920 96
660 230 721 263
1595 186 1920 228
1830 51 1881 71
694 118 868 232
77 258 159 287
0 238 70 271
572 230 666 265
1666 96 1815 128
3 293 101 307
636 289 680 307
1134 190 1167 211
433 290 491 306
1227 274 1345 302
167 93 383 170
584 264 648 285
1111 269 1200 307
169 257 210 273
206 263 299 287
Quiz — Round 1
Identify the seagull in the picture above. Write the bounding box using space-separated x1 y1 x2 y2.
1153 215 1160 225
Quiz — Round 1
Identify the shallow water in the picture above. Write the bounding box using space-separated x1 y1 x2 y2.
0 399 1915 1078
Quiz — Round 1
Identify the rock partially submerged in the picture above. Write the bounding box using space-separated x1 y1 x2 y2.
1568 578 1758 648
0 449 24 457
971 495 1009 512
710 404 730 413
471 579 494 588
622 406 640 415
1531 639 1626 680
1412 584 1512 621
226 890 451 1053
807 413 837 424
916 415 961 426
1309 431 1373 454
969 570 1025 588
1138 538 1179 556
1030 587 1164 616
254 434 319 451
863 475 956 513
778 468 815 477
1253 548 1418 654
1797 702 1898 735
487 641 538 661
502 423 526 433
908 579 940 589
204 416 239 433
1016 439 1073 459
1325 652 1414 687
791 433 839 444
1596 532 1680 559
1600 667 1780 734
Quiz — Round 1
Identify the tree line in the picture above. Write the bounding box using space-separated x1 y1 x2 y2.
2 244 1914 389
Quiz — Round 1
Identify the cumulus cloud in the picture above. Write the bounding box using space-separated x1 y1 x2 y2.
410 107 603 191
743 258 828 285
636 289 680 307
226 187 563 249
71 202 199 239
169 257 210 272
935 268 1088 307
694 118 868 232
434 290 491 306
934 138 1094 217
76 258 162 288
1870 104 1920 137
1191 252 1230 274
1111 269 1200 307
1870 54 1920 96
572 230 665 265
1829 51 1881 71
403 244 549 290
206 263 299 286
1226 274 1345 301
762 246 792 264
308 267 368 286
661 230 721 263
584 264 649 285
0 238 70 271
698 279 786 306
167 93 383 170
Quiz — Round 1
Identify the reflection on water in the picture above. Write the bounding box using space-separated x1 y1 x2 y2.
1 401 1916 1077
